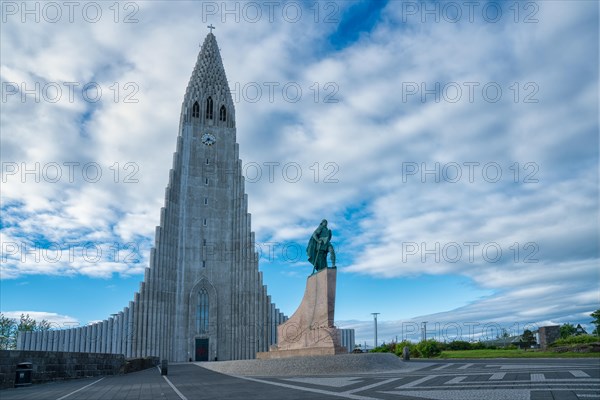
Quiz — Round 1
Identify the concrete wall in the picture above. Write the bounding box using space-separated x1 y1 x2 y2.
0 350 125 389
538 325 560 350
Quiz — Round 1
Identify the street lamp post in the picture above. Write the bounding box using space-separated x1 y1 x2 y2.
422 321 428 342
372 313 380 349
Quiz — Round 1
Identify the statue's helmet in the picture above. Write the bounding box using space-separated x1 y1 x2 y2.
321 219 328 226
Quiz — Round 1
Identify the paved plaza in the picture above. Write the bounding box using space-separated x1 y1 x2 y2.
1 358 598 400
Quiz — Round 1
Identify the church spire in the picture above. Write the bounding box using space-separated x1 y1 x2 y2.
183 32 234 122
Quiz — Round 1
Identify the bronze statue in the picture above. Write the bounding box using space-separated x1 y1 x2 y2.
307 219 336 273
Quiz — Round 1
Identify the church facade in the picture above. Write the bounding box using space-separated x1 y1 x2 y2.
17 32 287 361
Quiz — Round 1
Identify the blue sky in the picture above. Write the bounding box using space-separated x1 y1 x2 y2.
1 0 598 346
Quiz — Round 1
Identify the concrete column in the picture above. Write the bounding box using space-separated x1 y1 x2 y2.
37 330 44 351
238 171 245 360
103 320 109 354
140 278 148 357
34 331 42 351
259 273 265 352
155 239 164 360
63 329 69 352
241 200 247 359
157 245 165 360
146 258 154 358
153 268 160 358
96 322 102 353
115 313 122 355
37 331 43 351
81 327 86 353
74 327 80 353
63 329 70 352
98 323 103 352
120 309 126 356
48 331 58 351
125 305 131 358
79 327 84 353
246 214 253 359
147 271 154 357
234 169 241 360
110 317 116 354
114 317 118 355
107 318 114 353
57 329 65 351
91 324 97 353
88 326 93 353
31 331 37 351
47 330 55 352
100 321 106 353
158 227 166 360
134 295 141 358
92 324 98 352
83 325 90 353
16 331 23 350
59 329 64 351
67 328 74 352
127 304 133 358
66 329 72 352
159 224 166 361
81 326 87 353
40 330 47 351
102 320 108 353
122 307 129 357
82 326 87 353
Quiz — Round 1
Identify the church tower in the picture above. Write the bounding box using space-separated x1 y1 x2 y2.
17 32 287 361
153 31 285 362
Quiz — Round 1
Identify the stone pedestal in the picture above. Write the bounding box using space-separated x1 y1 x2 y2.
257 268 346 359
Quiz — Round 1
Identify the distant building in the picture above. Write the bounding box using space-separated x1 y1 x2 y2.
575 324 588 335
339 329 356 353
536 325 560 349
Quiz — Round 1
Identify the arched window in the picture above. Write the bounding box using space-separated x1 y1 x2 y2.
219 105 226 122
192 101 199 118
205 97 213 120
196 288 209 334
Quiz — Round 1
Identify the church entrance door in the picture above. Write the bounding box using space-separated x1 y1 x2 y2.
195 338 209 361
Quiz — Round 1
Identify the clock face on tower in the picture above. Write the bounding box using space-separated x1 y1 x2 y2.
201 132 216 146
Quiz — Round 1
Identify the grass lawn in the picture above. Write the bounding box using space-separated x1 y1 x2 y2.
439 349 600 359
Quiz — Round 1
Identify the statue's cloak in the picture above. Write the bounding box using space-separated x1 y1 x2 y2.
307 236 318 266
307 226 331 266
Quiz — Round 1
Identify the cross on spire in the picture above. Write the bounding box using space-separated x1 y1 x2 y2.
208 24 215 33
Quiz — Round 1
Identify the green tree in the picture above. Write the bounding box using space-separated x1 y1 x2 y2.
37 319 51 331
521 329 536 347
0 314 17 350
17 313 37 332
0 314 52 349
590 309 600 336
560 323 577 339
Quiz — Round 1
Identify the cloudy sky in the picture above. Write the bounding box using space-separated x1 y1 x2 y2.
1 0 598 347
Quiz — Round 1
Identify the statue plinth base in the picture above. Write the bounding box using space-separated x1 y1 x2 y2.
257 268 346 360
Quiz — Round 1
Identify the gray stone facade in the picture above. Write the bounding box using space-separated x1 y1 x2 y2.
17 33 287 362
537 325 560 350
